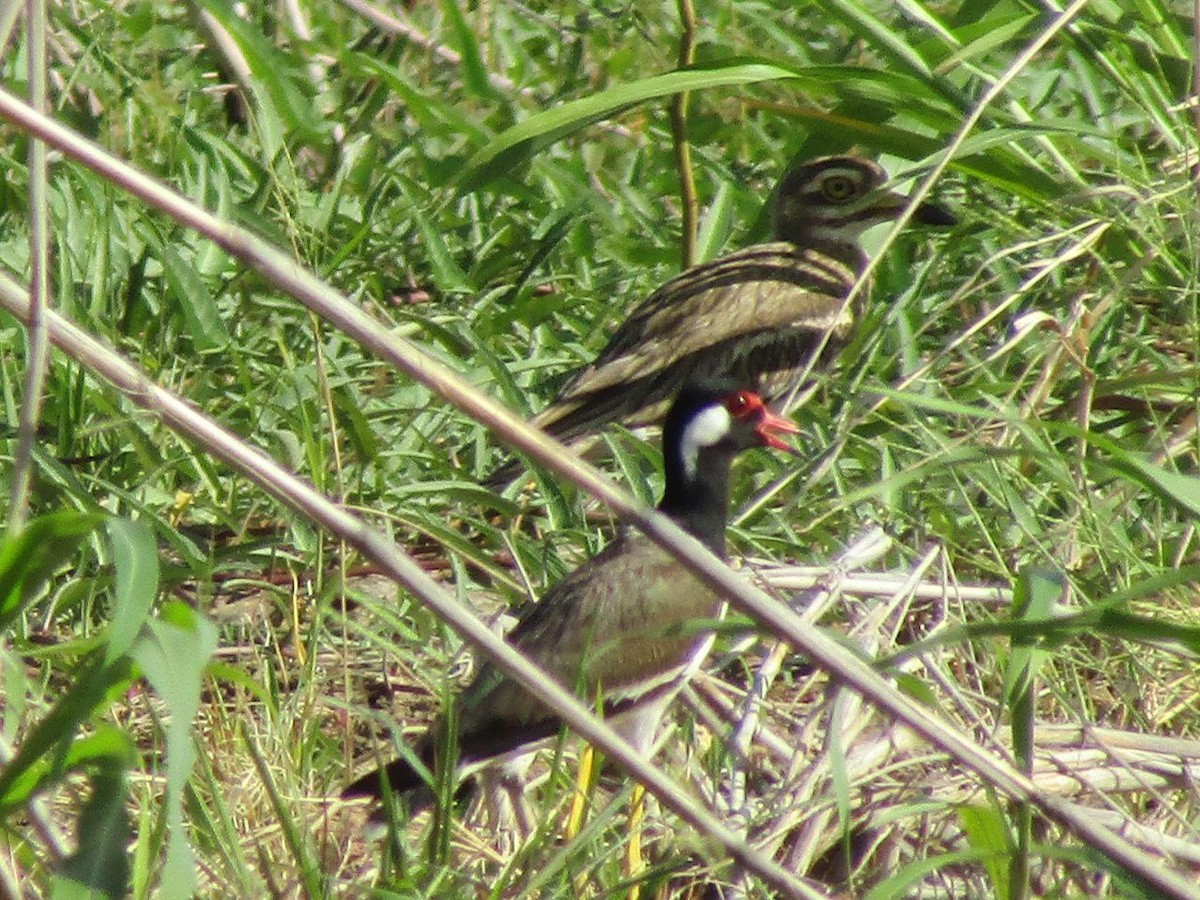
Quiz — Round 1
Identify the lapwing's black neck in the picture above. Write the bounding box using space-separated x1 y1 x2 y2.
658 448 734 559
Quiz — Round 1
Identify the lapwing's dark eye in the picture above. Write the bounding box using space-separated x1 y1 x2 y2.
822 175 857 201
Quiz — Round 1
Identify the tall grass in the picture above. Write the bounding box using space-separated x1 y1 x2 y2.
0 0 1198 896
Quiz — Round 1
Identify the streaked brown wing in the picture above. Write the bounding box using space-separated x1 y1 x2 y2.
597 243 851 358
532 243 856 440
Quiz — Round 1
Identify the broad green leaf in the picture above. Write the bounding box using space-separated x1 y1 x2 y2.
1099 563 1200 607
1080 609 1200 654
461 62 799 189
103 518 159 665
330 385 380 460
811 0 934 79
892 0 959 47
1002 568 1063 715
864 848 996 900
958 805 1011 898
393 176 472 293
59 725 136 770
1109 453 1200 519
893 672 939 707
347 53 488 141
942 13 1038 69
162 245 230 351
0 656 133 808
191 0 325 145
884 605 1200 667
694 180 736 264
827 692 853 836
131 603 218 900
482 202 580 327
1001 568 1059 900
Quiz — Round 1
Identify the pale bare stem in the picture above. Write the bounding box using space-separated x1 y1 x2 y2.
0 91 1194 895
731 530 893 810
0 0 20 57
725 548 1200 883
1082 811 1200 869
669 0 697 270
750 567 1001 604
0 846 19 900
1194 0 1200 188
1173 521 1197 569
682 678 790 769
774 545 930 871
724 636 789 900
9 0 50 534
727 532 898 896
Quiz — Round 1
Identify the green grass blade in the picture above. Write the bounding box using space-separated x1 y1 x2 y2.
441 0 497 100
54 760 132 899
958 804 1011 899
161 244 231 352
131 603 218 900
461 62 798 189
0 655 134 808
103 517 159 664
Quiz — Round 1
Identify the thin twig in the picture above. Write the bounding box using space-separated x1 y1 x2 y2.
338 0 531 99
669 0 697 270
1193 0 1200 191
9 0 51 534
0 0 21 58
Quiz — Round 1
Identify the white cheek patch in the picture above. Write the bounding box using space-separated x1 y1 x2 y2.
680 405 732 480
811 218 872 240
822 165 862 180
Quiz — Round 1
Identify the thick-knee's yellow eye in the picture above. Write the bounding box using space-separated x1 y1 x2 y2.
822 174 858 201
